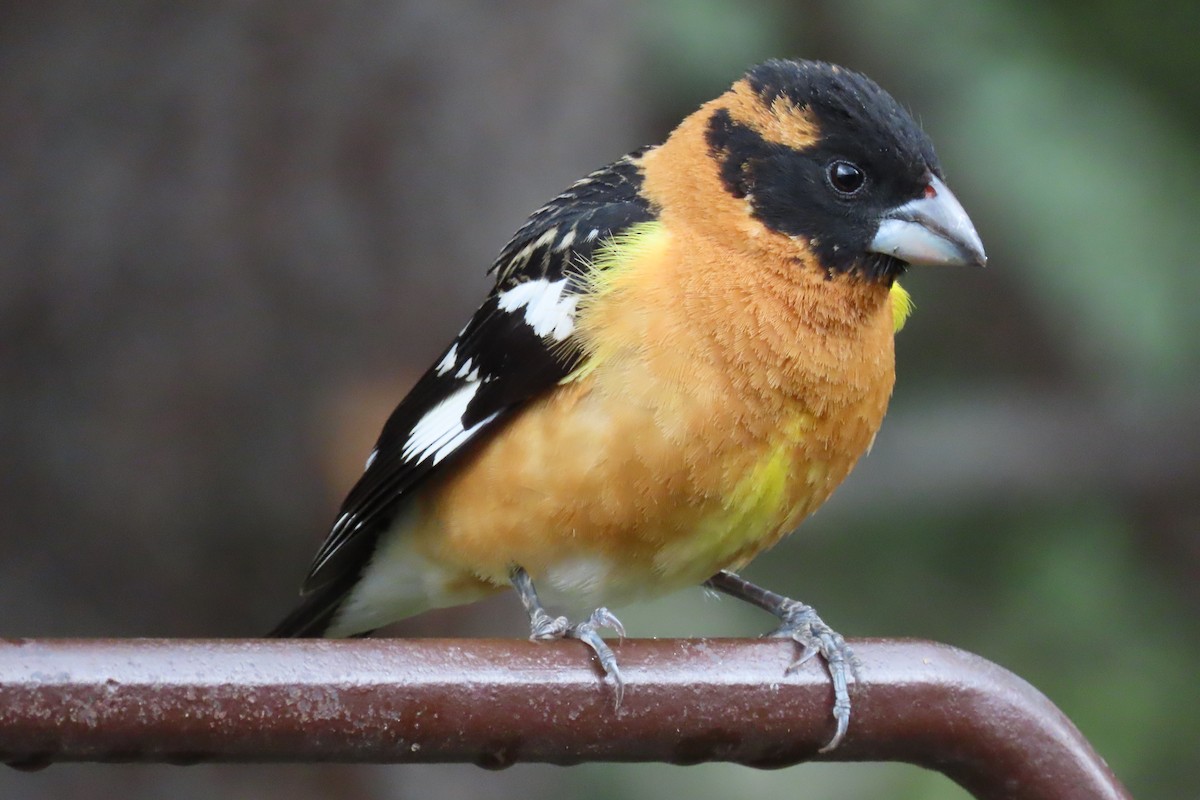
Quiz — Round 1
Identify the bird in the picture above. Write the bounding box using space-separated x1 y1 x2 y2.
271 58 986 751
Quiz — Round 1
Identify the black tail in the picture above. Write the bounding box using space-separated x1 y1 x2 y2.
268 574 357 638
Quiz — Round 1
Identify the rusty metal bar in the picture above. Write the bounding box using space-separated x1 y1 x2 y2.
0 638 1128 799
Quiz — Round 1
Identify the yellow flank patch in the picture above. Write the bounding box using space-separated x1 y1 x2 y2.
579 220 668 295
890 280 914 333
561 220 669 384
654 414 812 576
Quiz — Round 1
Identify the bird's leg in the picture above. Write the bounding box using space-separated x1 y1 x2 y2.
510 565 570 639
509 566 627 708
704 569 856 752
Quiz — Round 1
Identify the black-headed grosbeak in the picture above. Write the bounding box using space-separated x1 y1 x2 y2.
272 59 986 750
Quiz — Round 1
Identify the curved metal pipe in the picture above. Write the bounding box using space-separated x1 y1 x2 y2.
0 638 1129 799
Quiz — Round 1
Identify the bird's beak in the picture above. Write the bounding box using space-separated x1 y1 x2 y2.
869 175 987 268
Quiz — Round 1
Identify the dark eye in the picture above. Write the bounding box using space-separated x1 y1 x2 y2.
827 161 866 196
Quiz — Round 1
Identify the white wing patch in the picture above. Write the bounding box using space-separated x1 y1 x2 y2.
435 343 458 376
454 358 475 379
395 277 580 473
434 410 497 464
496 278 579 341
401 381 499 466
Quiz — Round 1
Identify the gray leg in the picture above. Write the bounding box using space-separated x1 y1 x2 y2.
509 566 627 708
510 565 570 639
704 569 856 752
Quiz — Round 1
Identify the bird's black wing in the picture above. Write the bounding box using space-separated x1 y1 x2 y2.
298 147 658 599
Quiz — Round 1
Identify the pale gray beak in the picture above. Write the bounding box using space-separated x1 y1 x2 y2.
869 175 987 268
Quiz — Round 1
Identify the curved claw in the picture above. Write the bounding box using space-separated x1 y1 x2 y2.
819 689 852 753
587 607 627 641
568 612 626 710
776 634 819 672
817 632 852 752
770 599 856 752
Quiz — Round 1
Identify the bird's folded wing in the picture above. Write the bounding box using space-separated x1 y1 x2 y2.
302 149 658 592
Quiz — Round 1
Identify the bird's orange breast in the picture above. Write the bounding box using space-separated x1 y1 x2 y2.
406 217 897 608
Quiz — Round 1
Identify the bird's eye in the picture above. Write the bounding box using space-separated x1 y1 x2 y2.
827 161 866 196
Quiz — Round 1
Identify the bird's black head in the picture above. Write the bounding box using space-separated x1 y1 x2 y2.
706 59 985 280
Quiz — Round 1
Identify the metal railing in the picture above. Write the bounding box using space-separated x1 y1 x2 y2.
0 637 1130 798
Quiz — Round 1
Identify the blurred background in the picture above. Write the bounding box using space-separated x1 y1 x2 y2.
2 1 1197 798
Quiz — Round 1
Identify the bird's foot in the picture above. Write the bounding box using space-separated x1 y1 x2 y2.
510 566 627 709
566 607 626 709
768 598 858 752
704 570 856 752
